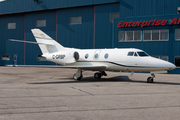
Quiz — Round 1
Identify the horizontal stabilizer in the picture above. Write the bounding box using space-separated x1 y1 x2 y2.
9 39 54 46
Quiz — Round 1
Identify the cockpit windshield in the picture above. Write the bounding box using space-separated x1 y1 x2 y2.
137 52 149 57
127 51 149 57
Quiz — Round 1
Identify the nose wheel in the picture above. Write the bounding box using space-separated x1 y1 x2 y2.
147 74 155 83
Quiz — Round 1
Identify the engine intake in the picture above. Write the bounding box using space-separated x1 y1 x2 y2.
73 51 79 61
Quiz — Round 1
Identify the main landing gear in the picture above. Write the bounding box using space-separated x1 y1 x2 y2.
73 69 107 80
94 71 107 79
147 73 155 83
73 69 83 80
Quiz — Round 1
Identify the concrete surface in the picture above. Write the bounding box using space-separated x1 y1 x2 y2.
0 67 180 120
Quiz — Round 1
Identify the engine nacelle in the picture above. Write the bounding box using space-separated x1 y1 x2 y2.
45 50 79 64
73 51 79 61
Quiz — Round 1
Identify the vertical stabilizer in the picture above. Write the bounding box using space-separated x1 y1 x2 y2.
31 29 64 55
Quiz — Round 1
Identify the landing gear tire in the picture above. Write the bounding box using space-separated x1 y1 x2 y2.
73 74 83 80
147 77 154 83
94 73 101 79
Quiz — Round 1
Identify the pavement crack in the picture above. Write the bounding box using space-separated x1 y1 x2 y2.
71 87 93 96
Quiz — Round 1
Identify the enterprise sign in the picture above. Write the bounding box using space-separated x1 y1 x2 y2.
117 18 180 28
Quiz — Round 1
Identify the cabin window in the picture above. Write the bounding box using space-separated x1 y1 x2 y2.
85 54 89 59
127 52 134 56
137 52 149 57
94 54 99 59
104 53 109 59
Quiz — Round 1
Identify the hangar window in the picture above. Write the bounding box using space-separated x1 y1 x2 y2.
2 54 10 60
118 31 125 41
175 29 180 40
8 23 16 29
110 12 119 23
37 55 46 61
118 31 141 41
36 20 46 27
152 30 159 40
126 31 133 41
160 30 169 40
175 56 180 67
144 30 151 40
70 16 82 25
143 30 168 41
134 31 141 41
152 56 168 61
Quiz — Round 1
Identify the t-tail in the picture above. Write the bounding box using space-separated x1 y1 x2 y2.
31 29 64 55
9 29 64 55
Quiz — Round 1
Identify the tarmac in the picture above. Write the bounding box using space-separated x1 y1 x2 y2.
0 67 180 120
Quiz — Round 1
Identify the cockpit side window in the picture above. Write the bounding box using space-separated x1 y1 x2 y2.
127 52 134 56
137 52 149 57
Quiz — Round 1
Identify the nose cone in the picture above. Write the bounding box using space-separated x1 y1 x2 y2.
148 57 176 70
167 62 176 70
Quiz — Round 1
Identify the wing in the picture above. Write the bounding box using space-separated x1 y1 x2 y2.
56 66 106 70
6 65 106 71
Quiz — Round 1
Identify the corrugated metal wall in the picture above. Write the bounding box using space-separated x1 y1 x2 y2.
95 3 119 48
120 0 180 17
0 0 119 15
0 14 24 65
25 11 57 65
57 6 94 49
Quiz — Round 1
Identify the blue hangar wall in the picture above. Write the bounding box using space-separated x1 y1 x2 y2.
0 0 180 73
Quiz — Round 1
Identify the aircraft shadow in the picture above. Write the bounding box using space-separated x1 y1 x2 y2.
28 76 180 85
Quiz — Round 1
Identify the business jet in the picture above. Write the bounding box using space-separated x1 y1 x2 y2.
9 29 176 83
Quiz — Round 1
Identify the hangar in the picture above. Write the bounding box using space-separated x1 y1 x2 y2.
0 0 180 74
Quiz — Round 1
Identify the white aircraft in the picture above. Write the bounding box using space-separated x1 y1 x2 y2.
9 29 176 83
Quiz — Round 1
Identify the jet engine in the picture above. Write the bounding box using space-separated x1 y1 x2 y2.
73 51 79 61
45 50 80 64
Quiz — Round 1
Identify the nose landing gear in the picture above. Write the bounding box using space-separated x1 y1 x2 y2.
147 73 155 83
